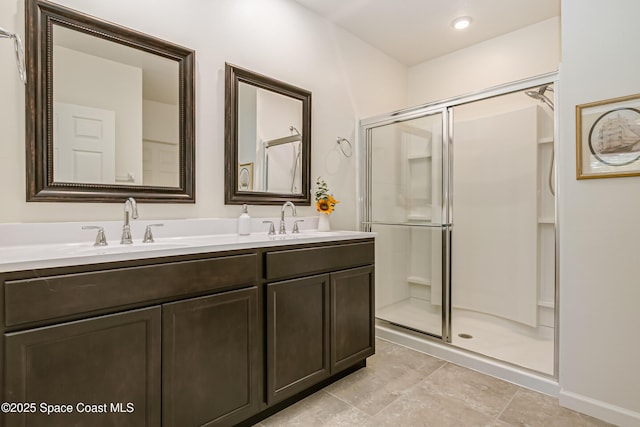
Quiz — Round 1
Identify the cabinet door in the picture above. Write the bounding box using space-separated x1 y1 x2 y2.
266 275 330 404
331 266 375 373
162 286 260 427
4 306 161 427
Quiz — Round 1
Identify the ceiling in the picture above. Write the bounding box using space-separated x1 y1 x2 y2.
291 0 560 66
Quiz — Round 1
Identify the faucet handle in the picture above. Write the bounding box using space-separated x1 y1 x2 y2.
292 219 304 234
82 226 108 246
143 223 164 243
262 220 276 236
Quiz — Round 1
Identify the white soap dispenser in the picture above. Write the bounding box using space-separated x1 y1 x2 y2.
238 204 251 236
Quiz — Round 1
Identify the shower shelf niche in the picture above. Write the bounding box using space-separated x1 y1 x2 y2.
402 124 434 223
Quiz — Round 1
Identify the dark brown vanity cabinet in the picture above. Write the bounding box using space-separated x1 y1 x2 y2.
162 287 260 426
264 241 375 406
330 266 375 373
266 275 331 404
1 251 260 427
4 306 162 426
1 238 374 426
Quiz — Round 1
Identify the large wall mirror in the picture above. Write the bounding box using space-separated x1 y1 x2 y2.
225 63 311 205
26 0 195 202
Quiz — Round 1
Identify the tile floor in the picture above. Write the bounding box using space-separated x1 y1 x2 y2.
256 338 614 427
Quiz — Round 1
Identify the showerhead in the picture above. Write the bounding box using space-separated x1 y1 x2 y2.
525 85 554 110
525 84 556 196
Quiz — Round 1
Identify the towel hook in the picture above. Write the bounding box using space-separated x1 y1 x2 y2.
336 137 352 157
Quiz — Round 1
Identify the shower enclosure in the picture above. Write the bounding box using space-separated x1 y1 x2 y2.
361 74 557 376
362 110 450 340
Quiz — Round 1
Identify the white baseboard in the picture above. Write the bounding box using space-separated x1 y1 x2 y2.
559 389 640 427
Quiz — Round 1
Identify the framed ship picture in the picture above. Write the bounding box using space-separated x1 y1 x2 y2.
576 93 640 179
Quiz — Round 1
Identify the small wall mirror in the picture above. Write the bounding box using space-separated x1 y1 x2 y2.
225 63 311 205
26 0 195 202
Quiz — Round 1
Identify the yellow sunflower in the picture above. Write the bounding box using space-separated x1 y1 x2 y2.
315 177 339 215
316 198 335 214
327 194 339 206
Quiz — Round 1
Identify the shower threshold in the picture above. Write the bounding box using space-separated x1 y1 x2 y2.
376 320 559 397
377 298 553 375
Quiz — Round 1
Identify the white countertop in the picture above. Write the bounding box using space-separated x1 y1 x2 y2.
0 218 374 273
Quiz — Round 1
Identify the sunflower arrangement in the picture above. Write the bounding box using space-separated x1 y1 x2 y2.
315 177 339 215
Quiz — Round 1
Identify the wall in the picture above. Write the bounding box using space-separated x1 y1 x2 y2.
0 0 407 230
406 5 640 426
143 100 179 144
558 0 640 425
407 17 560 106
237 84 258 168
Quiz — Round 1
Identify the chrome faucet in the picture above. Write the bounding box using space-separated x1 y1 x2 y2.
279 201 297 234
121 197 139 244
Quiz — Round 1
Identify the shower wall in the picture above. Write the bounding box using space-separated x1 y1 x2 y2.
452 105 539 327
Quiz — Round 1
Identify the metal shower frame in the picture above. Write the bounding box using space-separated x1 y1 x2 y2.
359 70 560 378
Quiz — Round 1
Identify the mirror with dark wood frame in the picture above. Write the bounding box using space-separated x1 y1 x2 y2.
225 63 311 205
25 0 195 202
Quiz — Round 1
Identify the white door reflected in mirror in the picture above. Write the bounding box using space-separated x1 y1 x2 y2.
54 102 116 184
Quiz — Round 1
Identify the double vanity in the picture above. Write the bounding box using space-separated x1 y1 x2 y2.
0 217 375 426
16 1 373 425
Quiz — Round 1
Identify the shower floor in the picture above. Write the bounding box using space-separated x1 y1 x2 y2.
376 298 554 375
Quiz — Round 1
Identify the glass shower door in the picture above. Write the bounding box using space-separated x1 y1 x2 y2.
363 111 448 338
449 88 556 374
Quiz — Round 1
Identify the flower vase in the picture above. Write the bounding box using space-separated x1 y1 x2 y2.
318 214 331 232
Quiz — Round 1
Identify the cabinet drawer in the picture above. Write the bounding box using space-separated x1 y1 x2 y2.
5 253 258 327
264 241 374 281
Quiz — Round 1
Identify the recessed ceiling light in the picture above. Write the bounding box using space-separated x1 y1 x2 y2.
451 16 472 30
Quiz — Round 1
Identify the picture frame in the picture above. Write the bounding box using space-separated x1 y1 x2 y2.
576 93 640 179
238 162 254 191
